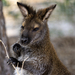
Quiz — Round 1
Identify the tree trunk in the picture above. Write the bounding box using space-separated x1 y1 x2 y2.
0 0 12 75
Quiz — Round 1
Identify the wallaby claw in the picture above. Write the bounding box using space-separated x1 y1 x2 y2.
13 43 21 52
7 57 18 67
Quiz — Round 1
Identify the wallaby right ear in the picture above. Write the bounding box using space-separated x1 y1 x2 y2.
17 2 28 17
17 2 36 17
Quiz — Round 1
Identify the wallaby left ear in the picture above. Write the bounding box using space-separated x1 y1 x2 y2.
37 4 56 21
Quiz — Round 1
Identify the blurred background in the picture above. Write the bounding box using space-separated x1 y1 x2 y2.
0 0 75 75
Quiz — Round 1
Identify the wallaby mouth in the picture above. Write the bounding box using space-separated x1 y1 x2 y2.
20 37 30 45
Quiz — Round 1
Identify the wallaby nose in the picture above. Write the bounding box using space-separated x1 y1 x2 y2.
21 38 28 44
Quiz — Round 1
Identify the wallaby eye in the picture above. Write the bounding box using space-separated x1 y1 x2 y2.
33 28 39 31
21 26 24 29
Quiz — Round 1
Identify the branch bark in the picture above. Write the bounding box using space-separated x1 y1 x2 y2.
0 0 12 75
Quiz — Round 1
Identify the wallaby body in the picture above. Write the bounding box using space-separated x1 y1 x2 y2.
8 2 71 75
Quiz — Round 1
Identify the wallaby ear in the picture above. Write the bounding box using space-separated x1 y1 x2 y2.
37 4 56 21
17 2 28 17
17 2 36 17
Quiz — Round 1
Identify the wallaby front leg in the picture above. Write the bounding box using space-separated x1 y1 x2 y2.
7 57 22 67
13 43 22 56
22 61 47 75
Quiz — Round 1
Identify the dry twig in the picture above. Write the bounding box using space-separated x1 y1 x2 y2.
0 40 29 75
21 56 29 74
0 40 20 75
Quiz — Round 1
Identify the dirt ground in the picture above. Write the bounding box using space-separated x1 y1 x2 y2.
8 36 75 75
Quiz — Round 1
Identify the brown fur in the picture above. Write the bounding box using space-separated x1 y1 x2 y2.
9 2 71 75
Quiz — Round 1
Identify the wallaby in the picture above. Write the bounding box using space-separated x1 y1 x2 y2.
7 2 71 75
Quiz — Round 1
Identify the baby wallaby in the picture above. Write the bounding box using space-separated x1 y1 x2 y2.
8 2 71 75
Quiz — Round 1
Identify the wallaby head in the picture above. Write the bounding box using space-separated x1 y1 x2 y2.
17 2 56 47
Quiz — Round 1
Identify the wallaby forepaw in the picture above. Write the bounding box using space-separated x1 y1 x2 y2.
13 43 21 53
7 57 19 67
